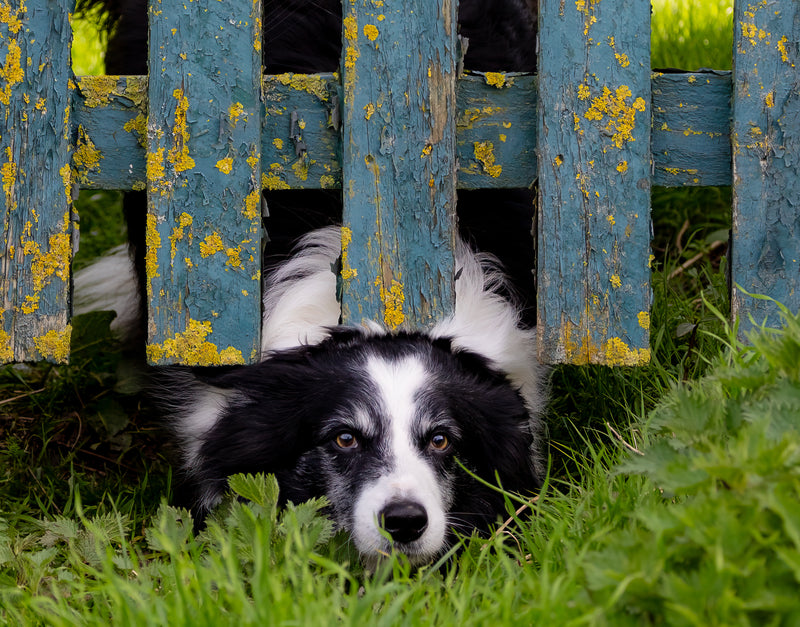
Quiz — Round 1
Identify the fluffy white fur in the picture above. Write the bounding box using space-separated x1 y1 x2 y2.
73 244 140 335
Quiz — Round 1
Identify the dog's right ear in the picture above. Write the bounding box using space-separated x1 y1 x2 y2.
260 227 342 355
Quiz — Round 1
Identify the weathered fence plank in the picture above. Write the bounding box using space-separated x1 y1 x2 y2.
651 71 732 187
537 0 652 365
338 0 458 330
1 0 74 363
72 72 736 192
731 0 800 332
145 0 263 365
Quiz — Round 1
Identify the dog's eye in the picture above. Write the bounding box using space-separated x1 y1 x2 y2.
429 433 450 451
335 432 358 449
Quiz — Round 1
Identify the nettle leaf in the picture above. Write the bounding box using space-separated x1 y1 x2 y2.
618 440 709 496
228 473 280 511
145 504 195 555
37 517 81 547
279 498 334 549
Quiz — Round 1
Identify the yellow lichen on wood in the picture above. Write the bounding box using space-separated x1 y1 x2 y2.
33 326 71 363
274 73 331 101
637 311 650 330
602 337 650 366
473 141 502 177
199 232 224 258
244 189 260 220
145 213 161 299
0 39 24 106
146 319 245 366
0 328 13 362
168 88 195 174
215 156 234 174
19 213 71 314
262 163 290 190
2 146 16 209
363 23 379 41
123 113 147 145
75 75 119 108
583 85 646 149
340 226 358 280
381 279 405 330
484 72 510 88
73 126 103 181
168 212 193 261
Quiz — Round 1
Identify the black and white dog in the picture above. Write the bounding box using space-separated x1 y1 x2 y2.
75 0 544 565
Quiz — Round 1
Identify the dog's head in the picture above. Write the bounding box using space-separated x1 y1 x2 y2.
171 329 541 565
165 226 544 564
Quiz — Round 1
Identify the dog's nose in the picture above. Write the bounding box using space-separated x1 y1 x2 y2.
379 500 429 544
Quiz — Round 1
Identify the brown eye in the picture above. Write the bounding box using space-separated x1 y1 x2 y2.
335 432 358 449
429 433 449 451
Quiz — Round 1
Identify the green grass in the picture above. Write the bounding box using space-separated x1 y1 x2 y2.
7 2 791 625
651 0 734 70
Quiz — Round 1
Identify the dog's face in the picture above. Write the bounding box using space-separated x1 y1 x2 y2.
176 330 540 564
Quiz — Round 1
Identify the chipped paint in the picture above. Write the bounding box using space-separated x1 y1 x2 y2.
146 319 245 365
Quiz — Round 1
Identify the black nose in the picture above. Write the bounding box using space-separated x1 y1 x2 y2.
379 500 428 544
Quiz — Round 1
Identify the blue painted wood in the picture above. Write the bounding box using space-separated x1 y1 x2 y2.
339 0 458 330
145 0 262 365
1 0 74 363
456 73 538 189
651 71 732 187
72 76 148 191
72 72 738 192
731 0 800 333
537 0 652 365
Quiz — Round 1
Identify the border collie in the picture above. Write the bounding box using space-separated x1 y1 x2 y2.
74 0 544 565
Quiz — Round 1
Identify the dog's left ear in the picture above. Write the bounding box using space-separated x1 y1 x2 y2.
260 227 342 355
431 242 546 420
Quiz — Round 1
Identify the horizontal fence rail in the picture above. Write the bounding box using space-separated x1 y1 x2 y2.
2 0 798 365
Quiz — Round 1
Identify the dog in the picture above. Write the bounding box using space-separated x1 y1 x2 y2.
74 0 544 564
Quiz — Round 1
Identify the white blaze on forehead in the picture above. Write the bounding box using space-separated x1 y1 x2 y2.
351 355 449 563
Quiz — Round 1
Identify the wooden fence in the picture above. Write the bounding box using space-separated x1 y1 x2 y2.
1 0 798 365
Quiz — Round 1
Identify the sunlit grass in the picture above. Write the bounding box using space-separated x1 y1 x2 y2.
652 0 734 70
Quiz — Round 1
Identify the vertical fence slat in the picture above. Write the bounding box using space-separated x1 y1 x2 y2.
339 0 458 330
537 0 651 365
146 0 262 365
731 0 800 331
1 0 74 363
